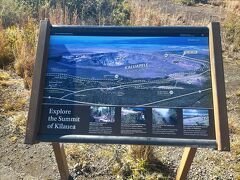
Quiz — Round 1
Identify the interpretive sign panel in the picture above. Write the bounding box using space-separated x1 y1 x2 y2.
25 20 230 151
41 34 215 138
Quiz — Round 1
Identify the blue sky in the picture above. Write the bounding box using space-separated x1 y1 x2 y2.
183 109 208 116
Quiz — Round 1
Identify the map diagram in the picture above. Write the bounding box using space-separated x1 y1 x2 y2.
43 36 213 108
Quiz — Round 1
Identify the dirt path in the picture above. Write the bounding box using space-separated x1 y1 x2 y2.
162 0 224 21
140 0 225 24
0 119 59 179
0 70 59 179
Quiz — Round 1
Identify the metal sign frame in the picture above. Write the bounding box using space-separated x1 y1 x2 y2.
25 20 229 151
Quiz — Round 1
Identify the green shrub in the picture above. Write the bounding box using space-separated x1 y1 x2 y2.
0 0 26 28
62 0 130 25
0 28 14 68
5 19 38 89
112 1 130 25
16 0 130 25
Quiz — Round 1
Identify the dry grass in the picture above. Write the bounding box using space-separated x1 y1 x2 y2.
236 89 240 97
65 144 118 177
0 70 29 116
65 144 88 165
175 0 223 6
128 0 211 26
11 111 27 135
222 13 240 54
2 95 27 112
48 4 78 25
224 0 240 14
0 70 10 80
65 144 169 178
230 137 240 179
118 145 170 179
0 71 29 138
129 1 183 26
5 19 38 89
129 145 155 162
174 0 206 5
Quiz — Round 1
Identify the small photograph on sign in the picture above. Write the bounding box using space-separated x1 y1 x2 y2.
121 107 147 135
121 107 146 124
183 109 209 126
90 106 115 123
152 108 177 125
152 108 178 136
89 106 116 135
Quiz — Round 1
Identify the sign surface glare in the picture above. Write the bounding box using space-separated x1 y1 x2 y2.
44 36 212 108
25 22 230 150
